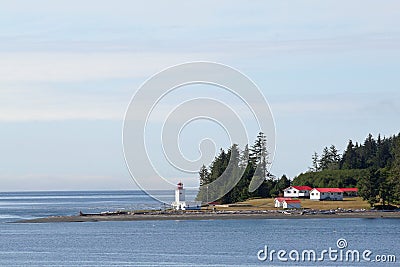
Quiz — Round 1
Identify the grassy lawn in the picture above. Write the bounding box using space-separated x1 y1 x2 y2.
299 197 370 210
213 197 370 211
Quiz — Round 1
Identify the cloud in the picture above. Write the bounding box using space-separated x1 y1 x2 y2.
270 92 400 117
0 52 222 83
0 83 127 121
0 174 135 191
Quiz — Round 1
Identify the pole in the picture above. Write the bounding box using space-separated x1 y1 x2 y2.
207 185 209 210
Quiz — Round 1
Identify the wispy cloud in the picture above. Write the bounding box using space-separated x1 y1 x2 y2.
270 93 400 117
0 52 222 83
0 174 134 191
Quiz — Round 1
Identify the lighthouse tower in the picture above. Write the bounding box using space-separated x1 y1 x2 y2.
171 181 201 210
175 182 185 203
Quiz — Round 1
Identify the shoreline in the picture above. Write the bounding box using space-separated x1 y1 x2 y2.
15 210 400 223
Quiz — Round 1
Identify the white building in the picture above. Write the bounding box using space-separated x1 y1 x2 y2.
283 186 312 198
274 197 291 208
310 188 343 201
274 198 301 209
282 199 301 209
171 182 202 210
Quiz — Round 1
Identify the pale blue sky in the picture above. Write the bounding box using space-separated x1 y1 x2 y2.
1 1 400 191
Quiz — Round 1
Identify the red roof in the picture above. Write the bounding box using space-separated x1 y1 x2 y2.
339 188 358 192
284 199 301 203
312 188 343 193
292 186 313 191
275 197 292 202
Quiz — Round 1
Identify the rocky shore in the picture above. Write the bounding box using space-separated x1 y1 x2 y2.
15 209 400 223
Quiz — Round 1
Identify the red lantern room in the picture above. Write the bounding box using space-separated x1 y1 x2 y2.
177 182 183 189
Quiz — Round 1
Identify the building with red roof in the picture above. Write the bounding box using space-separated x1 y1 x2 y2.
292 186 313 191
310 188 344 200
274 197 292 208
340 188 358 192
274 197 301 209
283 186 313 198
339 188 358 197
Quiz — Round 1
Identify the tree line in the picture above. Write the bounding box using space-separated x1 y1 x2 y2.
294 133 400 207
196 132 290 204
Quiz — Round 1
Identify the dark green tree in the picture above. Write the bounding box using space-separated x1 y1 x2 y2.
341 140 357 169
376 135 391 168
389 136 400 203
377 168 395 207
358 168 380 207
250 132 270 179
329 145 341 169
196 133 275 204
271 175 290 197
363 134 377 168
219 144 242 204
319 147 331 170
199 164 210 186
310 152 319 172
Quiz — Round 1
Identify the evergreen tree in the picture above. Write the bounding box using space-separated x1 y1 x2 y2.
358 168 380 207
376 135 391 168
329 145 341 170
341 140 357 169
389 136 400 203
377 168 394 207
271 175 291 197
250 132 269 180
196 133 274 204
199 165 210 186
249 132 272 193
310 152 319 172
363 134 377 168
219 144 242 204
239 144 250 170
319 147 331 170
196 148 229 202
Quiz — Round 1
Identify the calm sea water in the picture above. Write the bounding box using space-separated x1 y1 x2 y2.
0 191 399 266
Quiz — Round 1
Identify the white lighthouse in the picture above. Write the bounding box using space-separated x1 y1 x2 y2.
175 182 185 203
171 182 201 210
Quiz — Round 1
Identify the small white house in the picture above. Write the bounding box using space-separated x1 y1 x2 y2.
310 188 343 201
283 199 301 209
274 197 292 208
171 182 202 210
274 198 301 209
283 186 313 198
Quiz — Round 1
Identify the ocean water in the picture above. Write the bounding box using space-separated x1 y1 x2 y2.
0 190 182 223
0 191 399 266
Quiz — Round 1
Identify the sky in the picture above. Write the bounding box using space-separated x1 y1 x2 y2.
1 1 400 191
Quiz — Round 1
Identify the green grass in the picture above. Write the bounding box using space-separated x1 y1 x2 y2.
213 197 370 211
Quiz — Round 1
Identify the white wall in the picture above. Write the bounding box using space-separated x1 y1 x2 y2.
283 202 301 209
284 187 299 198
310 190 343 200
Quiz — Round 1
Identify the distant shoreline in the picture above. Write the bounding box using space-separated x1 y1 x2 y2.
15 211 400 223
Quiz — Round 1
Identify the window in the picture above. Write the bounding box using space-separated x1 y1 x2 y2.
311 193 314 196
331 193 334 195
